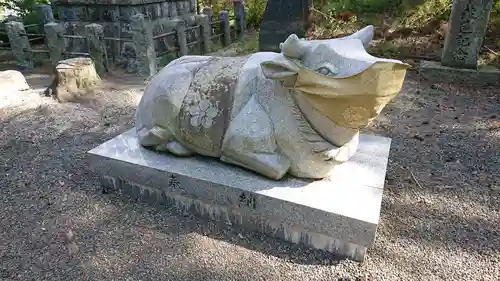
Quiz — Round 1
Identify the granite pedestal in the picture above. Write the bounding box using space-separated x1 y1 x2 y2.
88 129 391 262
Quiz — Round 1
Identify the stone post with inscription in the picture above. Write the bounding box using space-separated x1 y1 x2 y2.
131 14 157 77
419 0 499 85
259 0 311 52
441 0 494 69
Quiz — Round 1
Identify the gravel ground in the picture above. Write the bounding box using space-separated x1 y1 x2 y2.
0 67 499 281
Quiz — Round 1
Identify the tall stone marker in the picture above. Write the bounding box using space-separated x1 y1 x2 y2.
419 0 500 85
441 0 493 69
258 0 311 52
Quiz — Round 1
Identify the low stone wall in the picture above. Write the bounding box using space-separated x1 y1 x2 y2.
53 0 197 62
3 1 246 76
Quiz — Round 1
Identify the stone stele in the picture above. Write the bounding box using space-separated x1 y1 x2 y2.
135 25 410 181
258 0 311 52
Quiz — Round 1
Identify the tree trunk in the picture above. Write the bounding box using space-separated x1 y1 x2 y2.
45 57 101 103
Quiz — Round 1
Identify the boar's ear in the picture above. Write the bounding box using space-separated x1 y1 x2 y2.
280 34 308 59
338 25 374 48
260 56 300 87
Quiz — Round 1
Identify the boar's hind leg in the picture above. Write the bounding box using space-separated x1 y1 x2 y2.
137 126 194 156
220 96 291 180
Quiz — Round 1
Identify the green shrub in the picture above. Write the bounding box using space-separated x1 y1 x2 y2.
244 0 266 29
328 0 402 14
198 0 266 29
0 0 50 18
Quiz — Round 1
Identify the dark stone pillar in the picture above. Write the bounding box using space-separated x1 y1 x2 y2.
258 0 311 52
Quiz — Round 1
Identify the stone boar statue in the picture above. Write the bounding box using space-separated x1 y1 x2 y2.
135 25 409 180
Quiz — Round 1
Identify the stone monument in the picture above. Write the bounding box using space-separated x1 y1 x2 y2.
419 0 500 84
258 0 311 52
88 26 408 262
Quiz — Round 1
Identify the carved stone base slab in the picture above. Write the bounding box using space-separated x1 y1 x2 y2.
419 60 500 86
87 129 391 262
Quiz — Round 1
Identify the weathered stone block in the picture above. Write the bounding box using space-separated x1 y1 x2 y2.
0 70 30 93
102 6 120 21
58 6 82 21
169 2 177 18
44 22 65 66
34 3 55 34
5 21 33 69
88 129 391 262
161 2 170 17
120 6 143 22
63 21 87 54
87 6 100 21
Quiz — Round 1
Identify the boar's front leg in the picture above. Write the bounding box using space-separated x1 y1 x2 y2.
137 126 194 157
221 96 291 180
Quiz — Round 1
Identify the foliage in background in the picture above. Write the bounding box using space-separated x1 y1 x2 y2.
198 0 266 29
243 0 266 29
0 0 49 16
0 0 50 24
321 0 499 28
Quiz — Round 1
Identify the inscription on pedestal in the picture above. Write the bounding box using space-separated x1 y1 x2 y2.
238 192 257 210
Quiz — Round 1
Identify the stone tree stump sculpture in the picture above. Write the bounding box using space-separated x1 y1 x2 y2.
45 57 101 103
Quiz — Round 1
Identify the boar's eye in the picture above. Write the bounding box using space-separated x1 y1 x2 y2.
316 66 336 76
